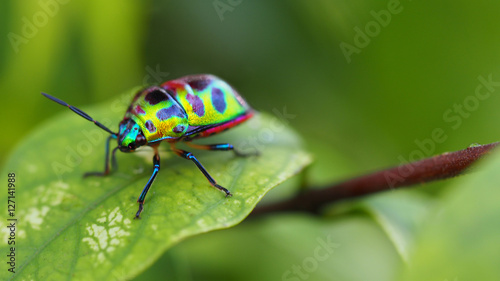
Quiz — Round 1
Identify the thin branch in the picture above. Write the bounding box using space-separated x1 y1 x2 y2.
250 142 499 217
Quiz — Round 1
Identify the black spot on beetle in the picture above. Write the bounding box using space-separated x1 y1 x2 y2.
173 125 185 134
145 89 168 105
211 88 226 113
156 106 186 120
145 120 156 133
188 79 211 91
186 94 205 117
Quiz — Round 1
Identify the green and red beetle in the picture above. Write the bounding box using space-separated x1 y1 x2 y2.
42 74 255 218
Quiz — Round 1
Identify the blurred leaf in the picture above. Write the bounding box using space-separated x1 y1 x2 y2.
359 192 433 263
398 149 500 281
0 1 145 165
328 191 434 262
0 91 311 281
79 0 145 99
302 137 357 187
140 215 402 281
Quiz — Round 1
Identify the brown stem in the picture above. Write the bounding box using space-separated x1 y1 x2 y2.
250 142 499 217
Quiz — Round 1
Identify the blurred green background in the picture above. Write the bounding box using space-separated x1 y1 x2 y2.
3 0 500 280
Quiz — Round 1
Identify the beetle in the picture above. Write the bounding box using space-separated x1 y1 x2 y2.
42 74 255 218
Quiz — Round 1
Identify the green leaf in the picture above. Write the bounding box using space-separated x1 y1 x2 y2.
327 191 434 263
0 93 311 281
146 215 402 281
359 192 434 263
398 149 500 281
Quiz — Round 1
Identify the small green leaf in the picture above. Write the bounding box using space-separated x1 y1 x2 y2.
158 215 402 281
331 191 434 262
0 93 311 281
398 149 500 281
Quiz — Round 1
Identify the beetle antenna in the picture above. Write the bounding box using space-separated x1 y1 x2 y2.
41 92 118 136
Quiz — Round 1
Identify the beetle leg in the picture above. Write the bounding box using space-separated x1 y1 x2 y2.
111 147 119 171
84 135 118 177
184 142 259 157
171 144 232 197
135 148 160 219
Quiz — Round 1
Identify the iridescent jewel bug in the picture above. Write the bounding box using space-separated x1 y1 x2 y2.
42 74 255 218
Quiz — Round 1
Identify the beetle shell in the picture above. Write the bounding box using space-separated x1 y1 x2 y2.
124 74 252 143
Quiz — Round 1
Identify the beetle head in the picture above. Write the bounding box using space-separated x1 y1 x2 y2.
118 119 147 152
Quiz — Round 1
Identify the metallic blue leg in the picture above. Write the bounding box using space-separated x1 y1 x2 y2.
84 135 118 177
135 153 160 219
185 142 259 157
110 147 119 171
172 146 232 197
